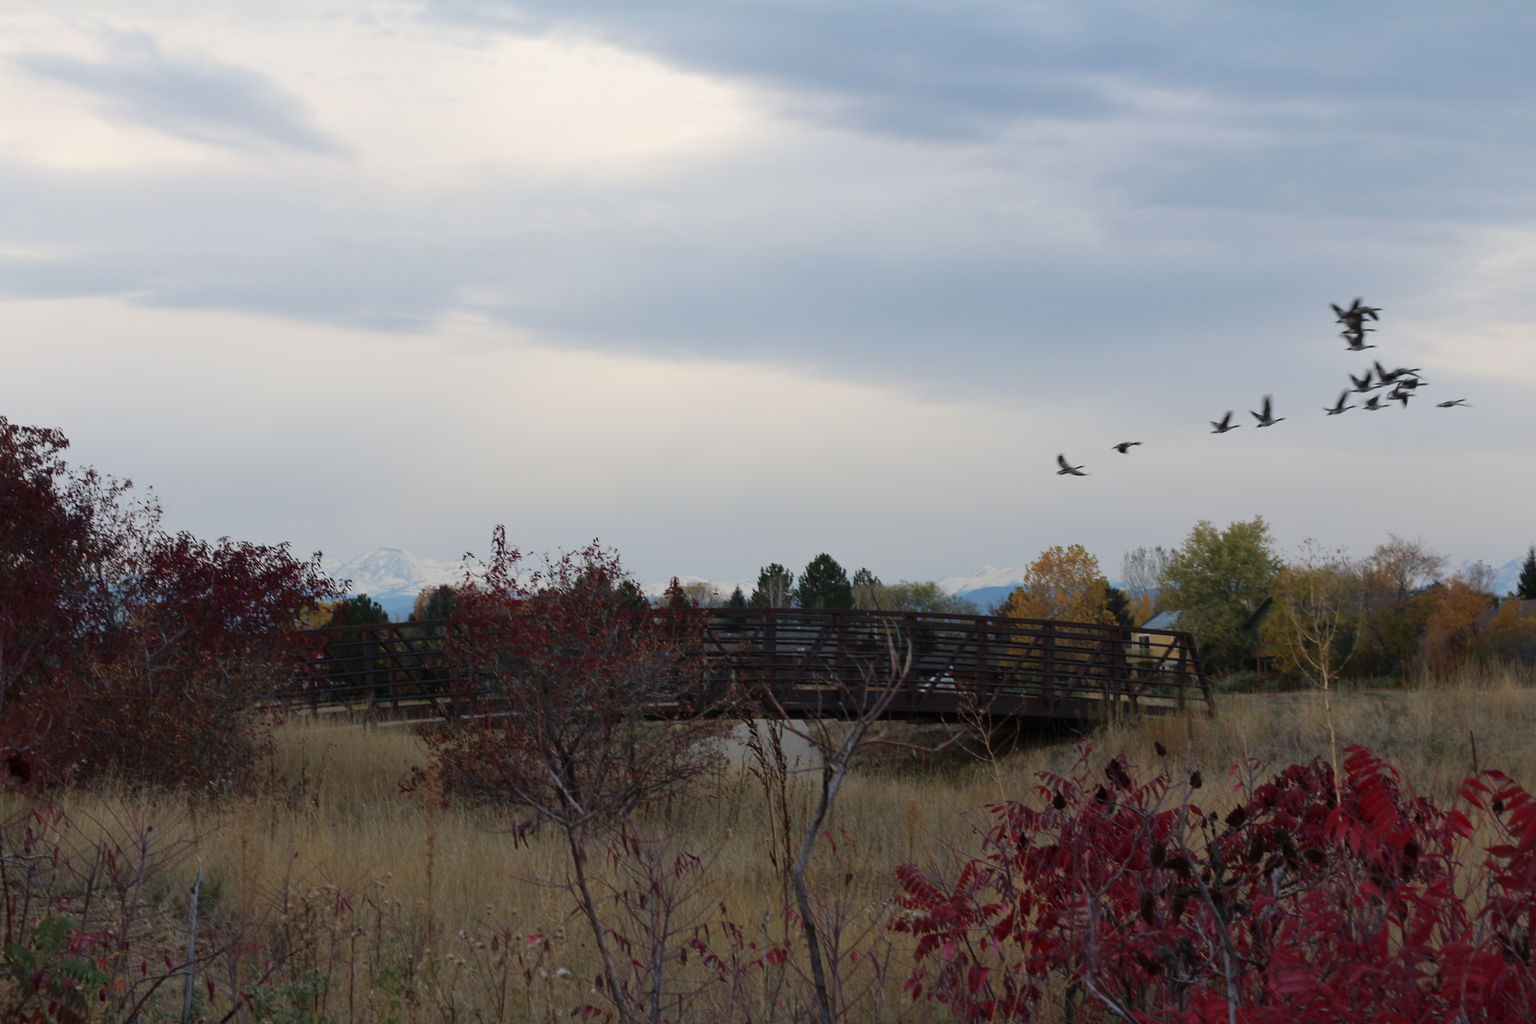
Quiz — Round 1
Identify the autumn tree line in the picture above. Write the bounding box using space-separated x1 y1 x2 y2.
7 405 1534 795
999 518 1536 680
376 523 1536 684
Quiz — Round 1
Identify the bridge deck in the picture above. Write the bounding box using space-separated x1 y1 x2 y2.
289 608 1210 722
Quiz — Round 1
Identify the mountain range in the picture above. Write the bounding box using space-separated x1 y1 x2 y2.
326 548 1529 622
323 548 467 620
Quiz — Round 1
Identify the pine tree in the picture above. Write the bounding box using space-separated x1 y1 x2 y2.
750 564 795 607
664 576 691 609
796 553 853 609
726 586 748 608
1104 584 1134 627
334 593 390 625
851 567 882 610
1518 546 1536 600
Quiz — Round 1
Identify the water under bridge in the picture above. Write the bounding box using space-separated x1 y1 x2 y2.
290 607 1211 724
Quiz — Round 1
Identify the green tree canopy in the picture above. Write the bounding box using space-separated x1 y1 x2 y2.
410 584 459 622
796 553 853 609
750 563 795 607
1161 517 1281 672
726 586 748 608
865 580 979 615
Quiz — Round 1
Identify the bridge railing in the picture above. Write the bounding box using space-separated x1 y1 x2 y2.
286 607 1209 720
692 608 1208 719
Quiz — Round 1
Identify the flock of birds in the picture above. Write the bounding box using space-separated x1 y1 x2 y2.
1054 298 1470 477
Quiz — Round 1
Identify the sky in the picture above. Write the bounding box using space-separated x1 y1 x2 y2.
4 1 1535 590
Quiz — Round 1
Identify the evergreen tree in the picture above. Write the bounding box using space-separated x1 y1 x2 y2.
1518 545 1536 600
796 553 853 609
1104 583 1134 627
333 593 390 625
664 576 691 609
851 567 882 610
726 586 748 608
750 563 795 607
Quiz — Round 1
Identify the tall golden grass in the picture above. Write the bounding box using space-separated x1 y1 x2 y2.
3 668 1534 1021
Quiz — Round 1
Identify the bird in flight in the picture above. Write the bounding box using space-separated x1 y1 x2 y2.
1325 391 1354 415
1437 399 1470 408
1332 298 1381 329
1056 454 1088 476
1342 330 1376 351
1251 395 1284 427
1349 370 1377 393
1374 361 1422 386
1362 394 1387 411
1210 411 1240 433
1112 441 1142 453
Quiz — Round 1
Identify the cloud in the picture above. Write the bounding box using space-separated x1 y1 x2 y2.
12 29 342 154
421 1 1536 146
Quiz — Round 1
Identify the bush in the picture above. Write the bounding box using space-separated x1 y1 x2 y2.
896 744 1536 1022
420 533 722 826
0 416 337 789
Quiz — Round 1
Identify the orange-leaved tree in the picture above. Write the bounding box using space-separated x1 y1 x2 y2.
1003 544 1115 624
1422 570 1497 673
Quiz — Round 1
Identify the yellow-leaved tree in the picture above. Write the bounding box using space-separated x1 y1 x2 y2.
1003 544 1115 624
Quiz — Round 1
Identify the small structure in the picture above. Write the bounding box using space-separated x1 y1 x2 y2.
1128 611 1189 673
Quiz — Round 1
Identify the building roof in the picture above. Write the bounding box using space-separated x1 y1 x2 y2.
1141 611 1181 630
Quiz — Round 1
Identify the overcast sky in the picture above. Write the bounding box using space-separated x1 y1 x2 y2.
4 1 1534 589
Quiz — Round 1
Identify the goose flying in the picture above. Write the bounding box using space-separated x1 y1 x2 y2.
1251 395 1284 427
1332 298 1382 331
1112 441 1142 453
1210 411 1240 433
1325 391 1354 415
1056 454 1088 476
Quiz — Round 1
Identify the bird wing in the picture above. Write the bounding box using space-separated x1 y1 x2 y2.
1057 454 1071 471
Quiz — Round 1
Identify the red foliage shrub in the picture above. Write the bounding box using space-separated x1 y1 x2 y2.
0 416 337 788
895 745 1536 1023
420 530 724 830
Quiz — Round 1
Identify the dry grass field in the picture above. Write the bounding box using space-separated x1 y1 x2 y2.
5 668 1535 1022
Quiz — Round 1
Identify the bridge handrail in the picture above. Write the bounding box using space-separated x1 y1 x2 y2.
285 606 1210 719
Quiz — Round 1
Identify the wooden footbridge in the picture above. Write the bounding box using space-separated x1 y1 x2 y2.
290 608 1210 723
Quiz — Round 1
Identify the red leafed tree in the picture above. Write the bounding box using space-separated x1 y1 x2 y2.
423 529 721 827
420 529 729 1024
0 416 338 787
895 744 1536 1023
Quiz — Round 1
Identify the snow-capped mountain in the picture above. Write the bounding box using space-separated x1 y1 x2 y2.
1464 557 1525 597
324 548 466 620
936 565 1026 612
936 565 1026 596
